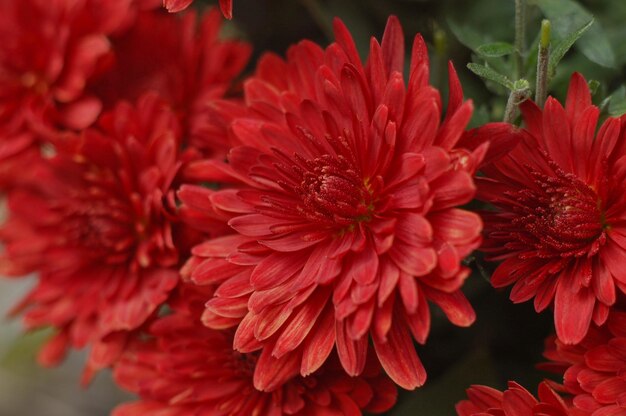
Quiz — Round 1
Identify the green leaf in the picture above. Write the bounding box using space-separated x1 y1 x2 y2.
476 42 515 57
608 86 626 116
548 19 594 77
533 0 616 68
467 63 514 90
587 80 600 96
447 18 486 51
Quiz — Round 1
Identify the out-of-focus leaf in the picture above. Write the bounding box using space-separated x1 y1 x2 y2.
608 86 626 116
477 42 515 58
533 0 616 68
0 329 51 371
447 18 486 51
467 63 514 90
548 19 594 77
587 80 600 96
468 105 491 129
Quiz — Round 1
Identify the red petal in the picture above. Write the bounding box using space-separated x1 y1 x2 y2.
260 231 328 252
373 295 394 343
458 122 523 167
593 377 626 404
431 170 476 209
586 345 624 372
253 346 300 392
554 277 595 344
435 100 473 150
250 252 305 290
424 287 475 327
398 272 419 314
348 244 379 285
219 0 233 19
373 317 426 390
565 72 592 122
381 15 405 76
163 0 193 12
429 208 482 249
502 388 536 416
272 289 329 357
332 18 363 72
592 258 616 306
406 286 430 344
300 306 335 375
336 319 368 376
446 62 463 116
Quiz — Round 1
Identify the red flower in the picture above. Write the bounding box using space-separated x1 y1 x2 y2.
178 16 493 390
542 311 626 416
88 7 250 154
456 381 582 416
164 0 233 19
0 94 197 379
479 72 626 344
112 285 397 416
0 0 132 133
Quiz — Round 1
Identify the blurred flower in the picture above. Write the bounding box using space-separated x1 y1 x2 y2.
542 311 626 416
88 7 250 156
456 381 582 416
113 285 397 416
0 94 199 380
0 3 249 190
479 72 626 344
178 15 494 390
164 0 233 19
0 0 132 133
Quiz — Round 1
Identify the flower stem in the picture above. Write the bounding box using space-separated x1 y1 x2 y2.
514 0 526 79
535 20 551 107
504 80 530 124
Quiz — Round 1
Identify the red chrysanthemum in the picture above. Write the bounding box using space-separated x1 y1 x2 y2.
0 94 199 379
178 16 508 390
0 0 132 133
112 285 397 416
479 72 626 344
88 7 250 155
164 0 233 19
542 311 626 415
456 381 582 416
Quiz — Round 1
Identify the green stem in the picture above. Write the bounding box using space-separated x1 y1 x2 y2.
514 0 526 79
504 83 530 124
535 20 551 107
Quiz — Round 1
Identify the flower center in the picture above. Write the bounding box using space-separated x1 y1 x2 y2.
58 167 138 265
509 167 606 258
231 350 258 376
295 153 375 228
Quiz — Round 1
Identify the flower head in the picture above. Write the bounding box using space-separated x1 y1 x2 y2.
456 381 581 416
0 94 197 379
479 72 626 344
179 16 491 390
542 311 626 416
112 285 397 416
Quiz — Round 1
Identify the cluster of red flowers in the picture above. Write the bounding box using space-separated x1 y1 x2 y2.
2 1 626 415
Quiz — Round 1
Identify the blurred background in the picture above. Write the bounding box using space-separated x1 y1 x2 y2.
2 0 626 414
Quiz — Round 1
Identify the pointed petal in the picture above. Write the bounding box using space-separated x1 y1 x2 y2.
554 276 595 344
373 317 426 390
